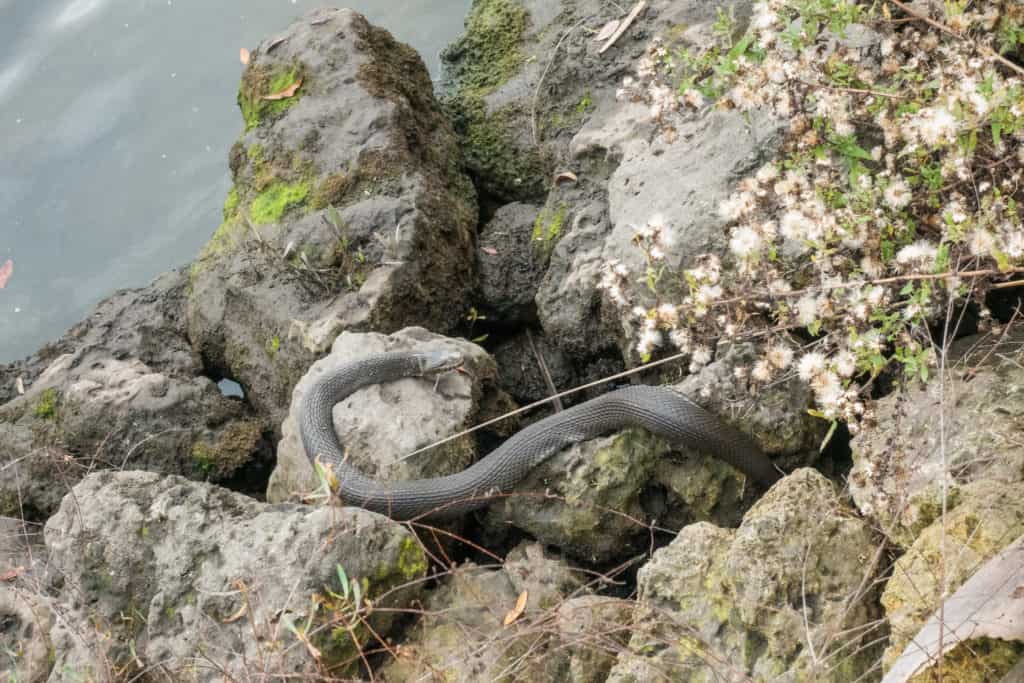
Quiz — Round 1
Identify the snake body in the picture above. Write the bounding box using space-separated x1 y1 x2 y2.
299 350 781 520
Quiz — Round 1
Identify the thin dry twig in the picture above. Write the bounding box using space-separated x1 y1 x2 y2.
598 1 646 55
525 329 562 412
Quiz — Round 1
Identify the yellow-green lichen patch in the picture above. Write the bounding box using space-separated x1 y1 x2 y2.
249 180 311 224
532 203 567 255
33 388 59 420
237 62 305 131
397 536 428 581
222 186 240 220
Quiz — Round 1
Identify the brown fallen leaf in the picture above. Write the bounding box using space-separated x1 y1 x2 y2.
481 246 498 255
239 47 250 65
0 566 24 582
503 590 528 626
554 170 578 185
262 77 302 101
267 36 287 52
0 259 11 289
222 602 248 623
594 19 620 42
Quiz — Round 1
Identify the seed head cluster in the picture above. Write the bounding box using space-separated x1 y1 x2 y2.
606 0 1024 425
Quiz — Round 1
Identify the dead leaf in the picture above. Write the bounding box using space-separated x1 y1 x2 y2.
15 376 24 395
594 19 620 42
0 259 11 289
882 532 1024 683
0 566 24 582
261 77 302 101
1013 585 1024 599
222 602 248 623
239 47 250 65
481 246 498 255
267 36 286 52
554 170 578 185
503 590 528 626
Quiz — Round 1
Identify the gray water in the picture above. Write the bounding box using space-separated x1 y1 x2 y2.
0 0 470 363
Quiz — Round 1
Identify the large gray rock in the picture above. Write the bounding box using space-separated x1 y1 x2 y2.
0 269 262 520
381 543 597 682
267 327 501 506
607 469 884 682
850 332 1024 548
187 8 477 430
42 470 430 681
529 1 782 358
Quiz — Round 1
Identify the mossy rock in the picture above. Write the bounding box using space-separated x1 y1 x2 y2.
881 480 1024 679
237 62 305 131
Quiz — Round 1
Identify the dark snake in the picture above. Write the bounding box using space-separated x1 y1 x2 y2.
299 350 781 520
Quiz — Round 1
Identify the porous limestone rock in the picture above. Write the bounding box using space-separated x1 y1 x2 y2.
477 202 545 323
0 269 263 520
850 332 1024 548
381 543 600 682
607 469 884 682
43 470 429 681
880 480 1024 681
187 8 477 430
267 327 500 506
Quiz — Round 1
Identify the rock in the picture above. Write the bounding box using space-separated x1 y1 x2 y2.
674 342 824 459
529 1 785 359
187 8 477 430
267 327 499 505
557 595 636 682
492 331 577 406
0 516 50 683
0 269 264 520
607 469 884 682
880 480 1024 680
477 202 545 323
381 543 587 681
484 344 807 563
485 427 671 563
43 470 429 681
850 333 1024 548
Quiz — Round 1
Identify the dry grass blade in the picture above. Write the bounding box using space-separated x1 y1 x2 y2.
598 1 646 55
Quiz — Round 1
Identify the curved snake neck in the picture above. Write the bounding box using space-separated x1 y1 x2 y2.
299 351 780 520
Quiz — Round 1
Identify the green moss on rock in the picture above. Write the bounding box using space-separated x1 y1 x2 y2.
442 0 546 200
249 180 311 224
237 62 304 131
33 388 59 420
444 0 529 98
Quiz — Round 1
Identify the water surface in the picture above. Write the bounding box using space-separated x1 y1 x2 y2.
0 0 470 363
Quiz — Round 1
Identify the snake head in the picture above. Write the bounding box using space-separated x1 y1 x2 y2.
416 349 464 375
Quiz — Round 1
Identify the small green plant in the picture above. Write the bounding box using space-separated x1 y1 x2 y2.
266 335 281 357
33 388 58 420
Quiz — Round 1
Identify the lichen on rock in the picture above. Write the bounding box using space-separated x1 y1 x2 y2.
608 469 884 682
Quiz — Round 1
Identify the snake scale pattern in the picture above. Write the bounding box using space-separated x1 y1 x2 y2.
299 350 781 520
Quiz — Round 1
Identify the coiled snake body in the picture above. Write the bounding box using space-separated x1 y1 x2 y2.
299 350 781 520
